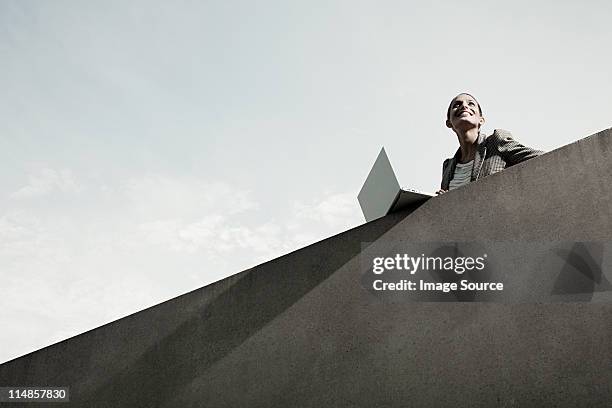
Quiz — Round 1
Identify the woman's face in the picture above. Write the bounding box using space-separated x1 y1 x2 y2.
446 94 484 132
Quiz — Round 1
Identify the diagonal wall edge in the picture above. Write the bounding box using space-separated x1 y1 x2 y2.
1 128 612 407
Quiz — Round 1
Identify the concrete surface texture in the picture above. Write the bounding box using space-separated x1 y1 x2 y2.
1 128 612 407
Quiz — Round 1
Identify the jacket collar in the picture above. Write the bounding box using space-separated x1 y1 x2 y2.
447 131 488 186
451 131 487 159
471 132 488 181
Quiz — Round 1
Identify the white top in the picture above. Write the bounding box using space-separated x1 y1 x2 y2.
449 160 474 190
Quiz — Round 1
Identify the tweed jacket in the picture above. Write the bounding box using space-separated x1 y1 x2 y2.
441 129 543 190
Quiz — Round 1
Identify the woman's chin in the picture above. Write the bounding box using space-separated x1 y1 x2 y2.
452 121 479 132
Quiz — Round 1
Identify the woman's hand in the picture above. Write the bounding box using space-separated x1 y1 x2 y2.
435 189 448 195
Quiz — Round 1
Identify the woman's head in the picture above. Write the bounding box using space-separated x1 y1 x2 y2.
446 93 484 132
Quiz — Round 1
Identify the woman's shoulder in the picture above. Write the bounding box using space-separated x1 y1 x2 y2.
483 129 516 146
486 128 514 141
442 157 454 173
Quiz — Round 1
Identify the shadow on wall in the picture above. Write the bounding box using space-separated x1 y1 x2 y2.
551 242 612 301
77 207 416 407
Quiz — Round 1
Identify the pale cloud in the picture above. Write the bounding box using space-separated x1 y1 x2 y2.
122 188 362 260
291 192 363 230
118 176 275 255
130 216 225 254
126 216 291 262
0 172 364 363
122 175 256 221
10 168 78 199
0 211 72 268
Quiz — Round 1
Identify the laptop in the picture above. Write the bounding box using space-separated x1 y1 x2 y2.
357 147 434 222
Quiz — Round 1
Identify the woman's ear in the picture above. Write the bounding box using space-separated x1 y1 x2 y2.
478 116 485 128
446 119 453 128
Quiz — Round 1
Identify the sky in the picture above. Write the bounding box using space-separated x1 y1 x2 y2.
1 0 611 363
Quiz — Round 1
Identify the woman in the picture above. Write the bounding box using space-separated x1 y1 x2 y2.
437 93 542 194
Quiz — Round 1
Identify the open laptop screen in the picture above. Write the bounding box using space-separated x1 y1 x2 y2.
358 148 433 222
357 148 401 222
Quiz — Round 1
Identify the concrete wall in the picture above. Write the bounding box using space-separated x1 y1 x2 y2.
2 128 612 407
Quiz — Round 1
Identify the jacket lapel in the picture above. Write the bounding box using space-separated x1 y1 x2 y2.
443 132 487 189
442 156 458 191
471 132 487 181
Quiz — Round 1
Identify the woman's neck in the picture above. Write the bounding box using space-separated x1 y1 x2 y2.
456 128 480 163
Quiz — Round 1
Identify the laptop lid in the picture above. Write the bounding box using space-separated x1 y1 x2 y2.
357 147 401 222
